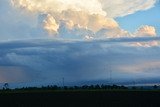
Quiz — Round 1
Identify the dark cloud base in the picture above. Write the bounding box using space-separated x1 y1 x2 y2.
0 38 160 88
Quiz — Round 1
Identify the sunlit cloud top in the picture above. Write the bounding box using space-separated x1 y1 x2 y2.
10 0 158 40
0 0 158 47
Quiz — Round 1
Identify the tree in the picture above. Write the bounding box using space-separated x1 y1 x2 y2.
153 85 158 89
95 84 100 89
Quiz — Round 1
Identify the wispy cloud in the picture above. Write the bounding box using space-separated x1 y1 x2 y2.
99 0 157 18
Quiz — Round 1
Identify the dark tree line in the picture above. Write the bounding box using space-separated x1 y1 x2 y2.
1 83 160 91
1 84 128 91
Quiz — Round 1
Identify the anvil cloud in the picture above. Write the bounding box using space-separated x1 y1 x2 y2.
11 0 158 41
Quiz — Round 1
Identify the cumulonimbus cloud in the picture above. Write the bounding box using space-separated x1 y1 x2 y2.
11 0 118 32
11 0 158 46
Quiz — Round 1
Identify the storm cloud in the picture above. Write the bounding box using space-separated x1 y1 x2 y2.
0 39 160 87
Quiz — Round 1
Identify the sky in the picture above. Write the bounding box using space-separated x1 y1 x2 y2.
0 0 160 88
116 2 160 35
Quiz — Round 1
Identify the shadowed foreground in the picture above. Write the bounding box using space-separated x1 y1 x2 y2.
0 90 160 107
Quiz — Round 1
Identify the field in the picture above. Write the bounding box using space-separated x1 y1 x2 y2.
0 90 160 107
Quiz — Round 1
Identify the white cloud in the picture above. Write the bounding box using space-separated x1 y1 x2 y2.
11 0 106 15
10 0 157 40
11 0 118 32
43 14 59 35
135 25 156 37
0 0 157 44
132 25 158 47
99 0 157 18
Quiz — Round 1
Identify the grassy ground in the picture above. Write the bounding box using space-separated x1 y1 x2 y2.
0 89 160 107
